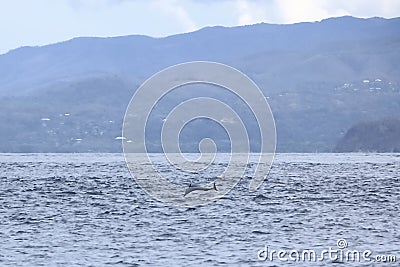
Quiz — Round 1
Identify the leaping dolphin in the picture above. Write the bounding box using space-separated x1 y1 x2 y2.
184 182 218 196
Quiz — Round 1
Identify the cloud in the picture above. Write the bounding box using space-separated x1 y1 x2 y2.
0 0 398 55
233 0 400 26
321 0 400 18
67 0 106 10
274 0 400 23
235 0 268 25
274 0 335 23
151 0 197 32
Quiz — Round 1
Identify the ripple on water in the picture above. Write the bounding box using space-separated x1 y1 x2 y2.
0 153 399 266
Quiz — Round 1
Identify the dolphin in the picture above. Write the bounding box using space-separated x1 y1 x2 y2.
184 182 218 196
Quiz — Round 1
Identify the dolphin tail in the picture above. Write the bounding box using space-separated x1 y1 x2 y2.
213 182 218 191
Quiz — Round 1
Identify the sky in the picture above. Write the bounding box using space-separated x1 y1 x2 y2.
0 0 399 55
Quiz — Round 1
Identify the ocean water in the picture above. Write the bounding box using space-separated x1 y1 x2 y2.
0 153 399 266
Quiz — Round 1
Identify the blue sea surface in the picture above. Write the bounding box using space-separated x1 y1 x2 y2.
0 153 399 266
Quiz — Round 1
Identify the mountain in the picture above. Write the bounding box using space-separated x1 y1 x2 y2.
1 16 399 152
335 118 400 152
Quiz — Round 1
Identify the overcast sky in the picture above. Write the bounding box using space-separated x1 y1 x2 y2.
0 0 399 55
